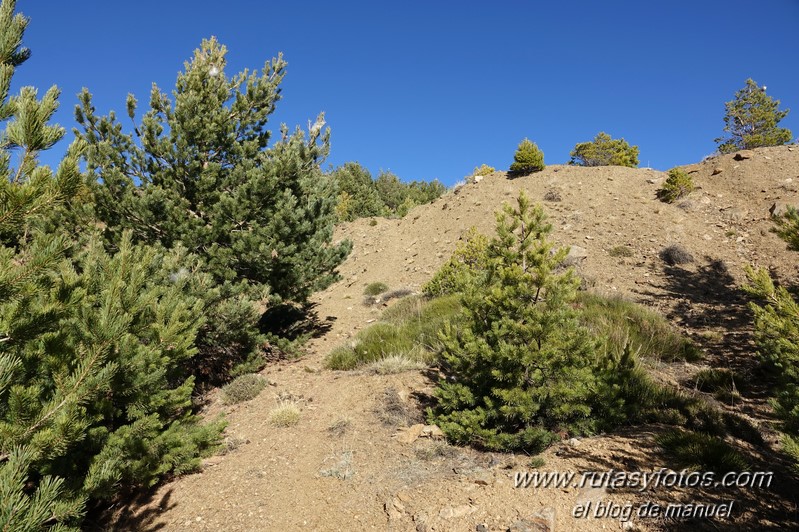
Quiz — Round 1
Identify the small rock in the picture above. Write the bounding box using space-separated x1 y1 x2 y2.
567 437 581 447
439 504 476 520
476 525 489 532
396 424 425 444
474 175 484 183
508 508 554 532
470 468 494 486
421 424 446 440
733 150 754 160
712 166 723 175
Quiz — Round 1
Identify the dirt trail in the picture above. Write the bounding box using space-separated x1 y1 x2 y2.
105 146 799 531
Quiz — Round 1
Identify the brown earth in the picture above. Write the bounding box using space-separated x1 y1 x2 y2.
99 146 799 531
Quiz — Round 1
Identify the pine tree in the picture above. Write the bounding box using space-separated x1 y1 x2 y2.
715 78 792 154
75 38 352 304
745 205 799 465
569 132 639 167
330 162 387 221
428 192 600 452
508 138 545 176
0 2 224 528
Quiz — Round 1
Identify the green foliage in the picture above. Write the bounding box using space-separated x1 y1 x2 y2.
329 163 445 221
744 267 799 429
716 78 792 154
774 205 799 251
608 245 634 258
468 164 495 183
423 227 490 297
325 295 462 370
656 429 749 473
0 4 225 527
330 162 387 222
509 138 545 176
363 282 389 296
575 292 701 363
569 132 639 167
657 168 694 203
221 374 268 405
428 192 601 451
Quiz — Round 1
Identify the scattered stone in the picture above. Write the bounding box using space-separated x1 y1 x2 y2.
712 166 723 175
733 150 754 160
439 504 476 519
508 508 555 531
395 424 425 444
681 164 700 174
567 437 581 447
476 525 489 532
470 468 494 486
473 175 484 183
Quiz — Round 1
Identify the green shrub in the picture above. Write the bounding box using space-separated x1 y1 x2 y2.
364 282 389 296
468 164 496 183
222 374 268 404
657 168 695 203
423 228 490 297
509 138 545 176
694 368 739 401
569 132 639 167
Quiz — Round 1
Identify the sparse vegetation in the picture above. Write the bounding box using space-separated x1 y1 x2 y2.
319 450 355 480
327 418 352 438
608 245 634 258
656 429 749 473
509 138 545 176
576 292 701 363
376 387 420 427
325 294 462 370
543 190 562 202
222 374 269 405
569 132 639 167
693 368 740 402
471 164 496 179
367 354 426 375
269 399 302 427
659 244 694 265
716 78 792 154
364 282 389 296
657 168 695 203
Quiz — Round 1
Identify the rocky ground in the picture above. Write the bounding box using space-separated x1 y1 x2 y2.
98 146 799 531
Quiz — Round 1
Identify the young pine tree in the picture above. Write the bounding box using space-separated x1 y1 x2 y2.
508 138 545 176
429 191 600 452
715 78 792 154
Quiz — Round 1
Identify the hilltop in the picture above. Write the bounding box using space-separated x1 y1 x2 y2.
103 146 799 531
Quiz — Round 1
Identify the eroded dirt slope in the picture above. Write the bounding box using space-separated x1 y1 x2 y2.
103 146 799 531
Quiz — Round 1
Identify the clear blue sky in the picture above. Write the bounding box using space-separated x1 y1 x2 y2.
11 0 799 186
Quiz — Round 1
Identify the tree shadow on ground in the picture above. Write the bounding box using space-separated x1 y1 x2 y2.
84 488 174 531
258 301 335 342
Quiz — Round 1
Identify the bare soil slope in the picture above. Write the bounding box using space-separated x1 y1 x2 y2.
103 146 799 531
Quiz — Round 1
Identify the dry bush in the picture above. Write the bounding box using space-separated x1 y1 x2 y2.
221 374 268 405
659 244 694 265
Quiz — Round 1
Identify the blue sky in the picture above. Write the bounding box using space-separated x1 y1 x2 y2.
11 0 799 186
